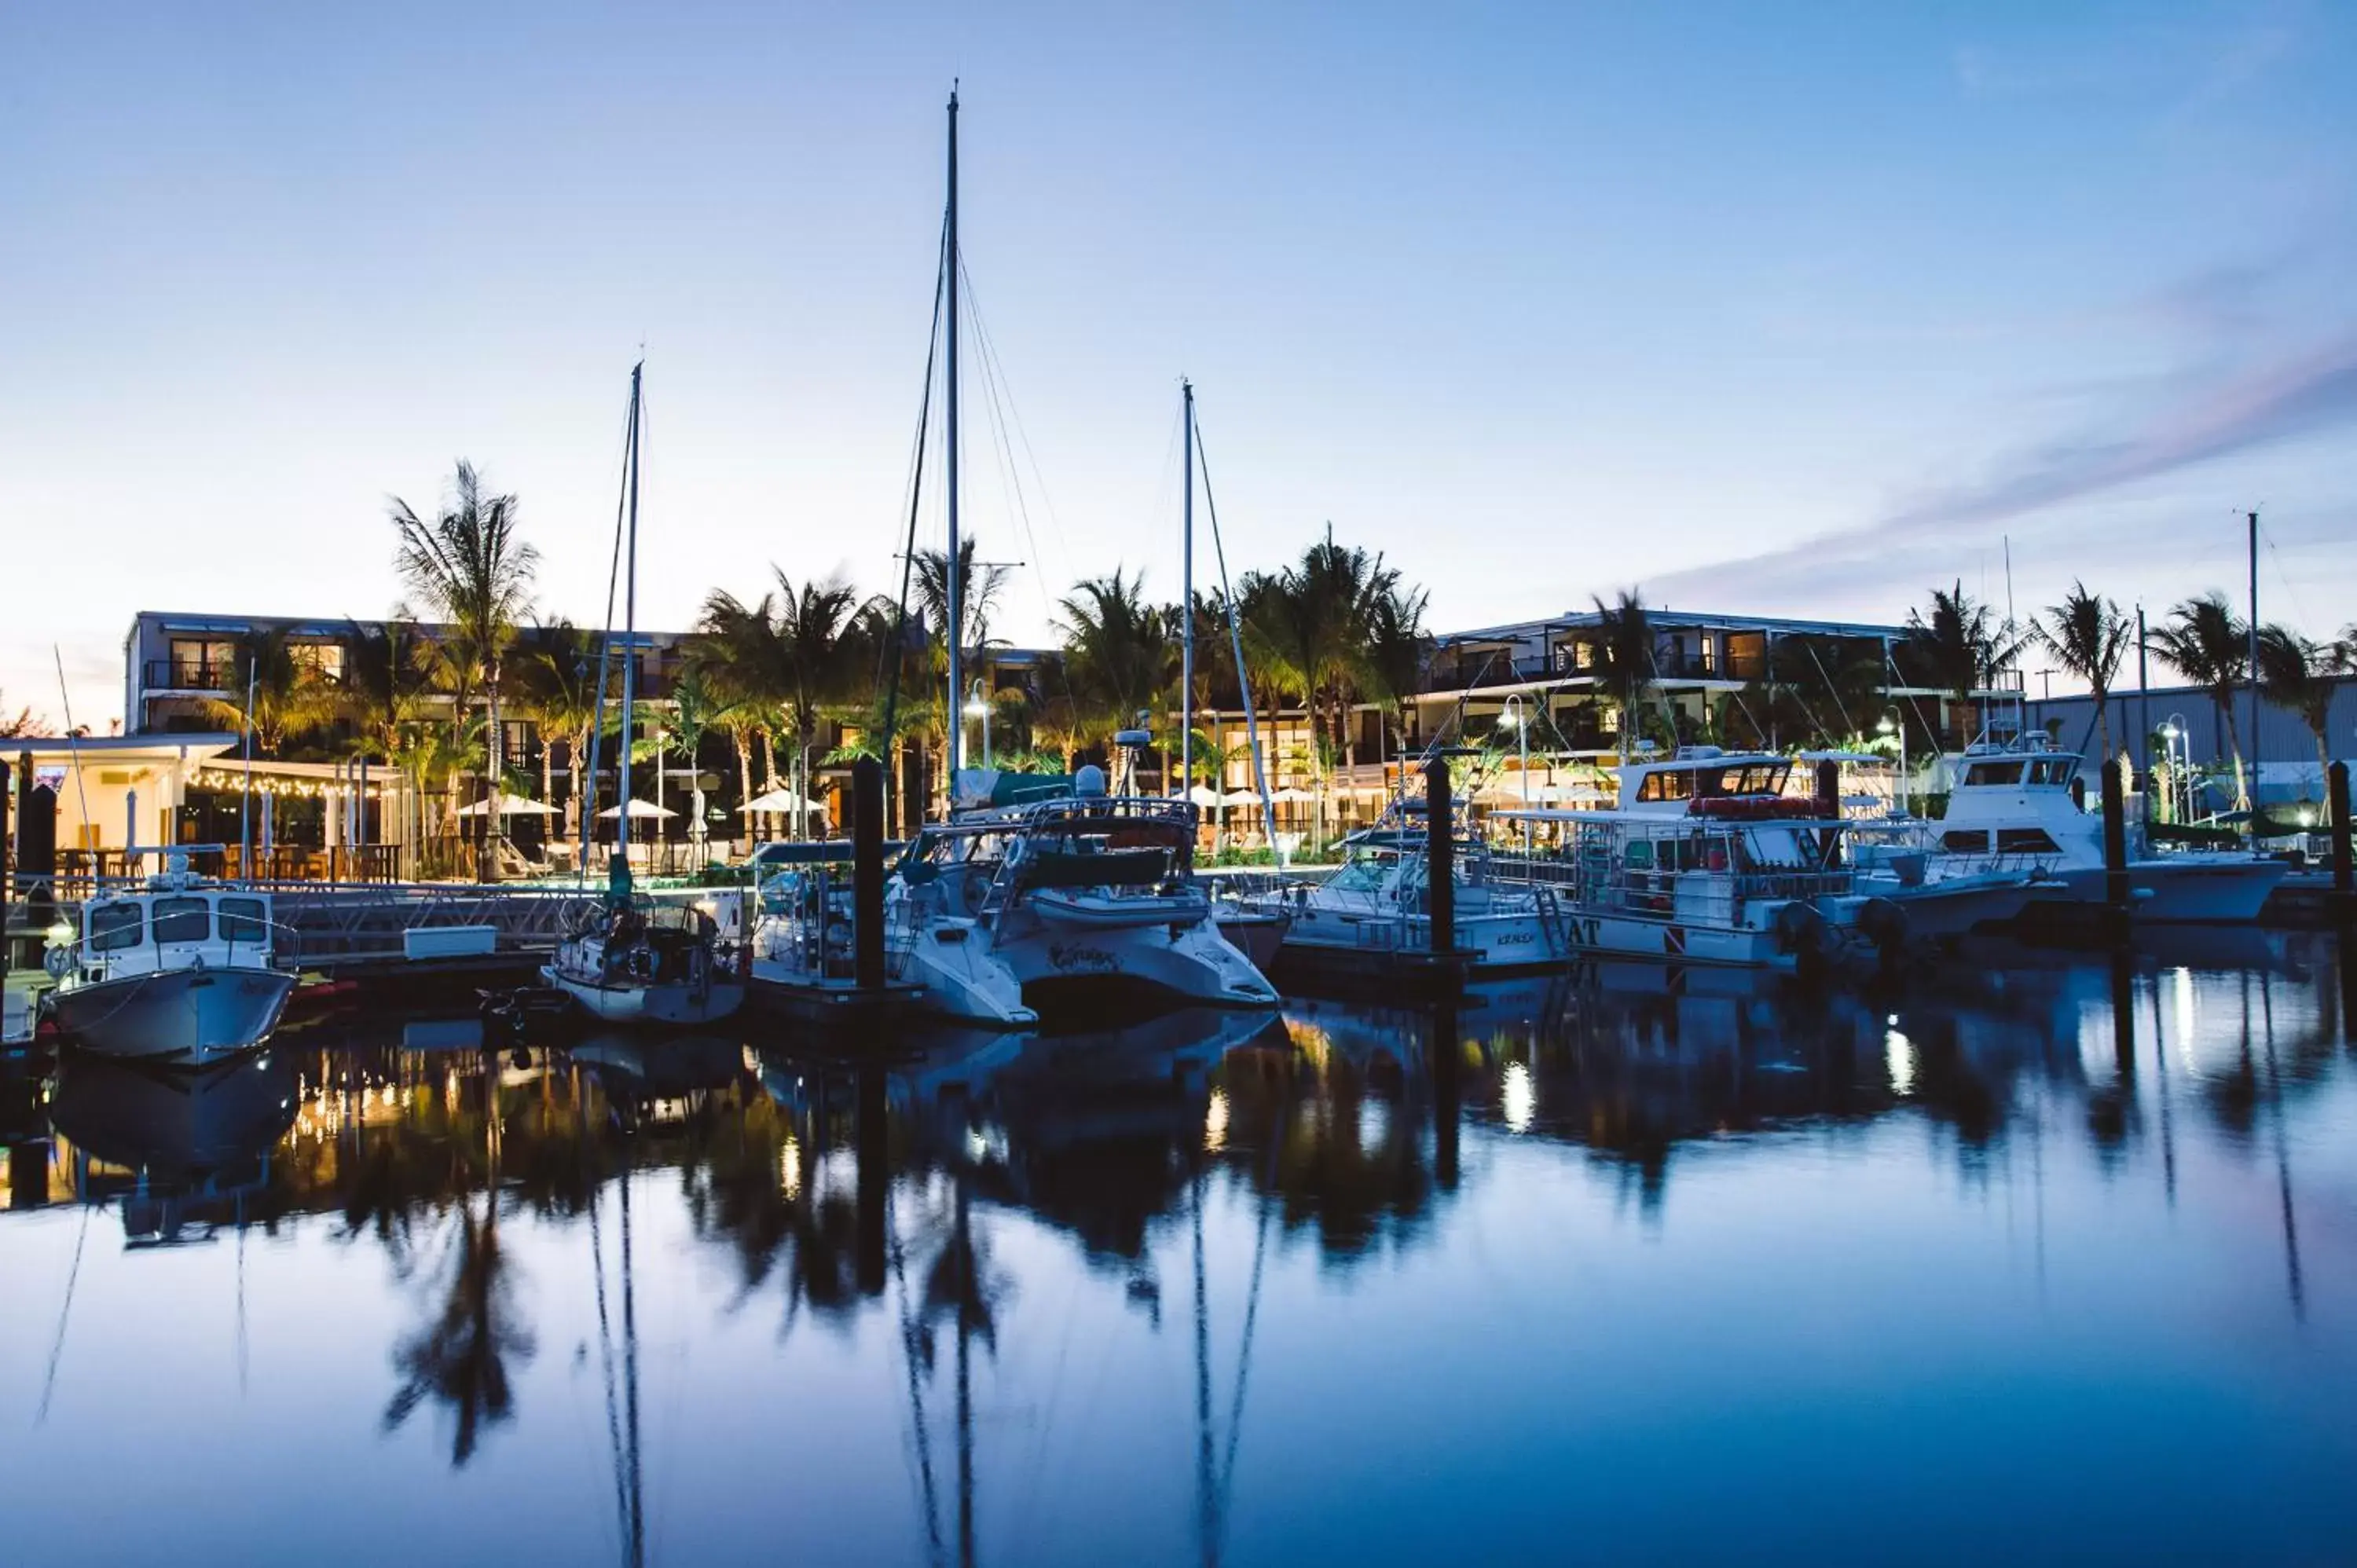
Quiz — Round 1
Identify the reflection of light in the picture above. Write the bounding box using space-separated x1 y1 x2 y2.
2173 967 2197 1068
1885 1028 1915 1096
966 1129 990 1163
1358 1101 1391 1150
779 1137 801 1200
1204 1090 1230 1151
1501 1061 1534 1133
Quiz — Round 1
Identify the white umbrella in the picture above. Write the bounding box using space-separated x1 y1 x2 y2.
1183 785 1222 808
1265 786 1316 804
457 791 559 819
598 798 676 820
738 788 829 815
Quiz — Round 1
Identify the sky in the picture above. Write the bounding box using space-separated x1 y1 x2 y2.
3 0 2354 727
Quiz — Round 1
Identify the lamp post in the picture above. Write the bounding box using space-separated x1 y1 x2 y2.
964 680 991 771
1501 695 1529 854
2161 715 2188 824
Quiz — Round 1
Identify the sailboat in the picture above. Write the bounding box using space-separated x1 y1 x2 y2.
544 362 746 1025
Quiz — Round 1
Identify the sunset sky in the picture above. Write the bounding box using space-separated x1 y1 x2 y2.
4 0 2352 726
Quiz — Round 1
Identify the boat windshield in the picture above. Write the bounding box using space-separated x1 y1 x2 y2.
1962 759 2028 787
88 902 145 951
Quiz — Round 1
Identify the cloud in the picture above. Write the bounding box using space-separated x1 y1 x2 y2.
1649 329 2357 606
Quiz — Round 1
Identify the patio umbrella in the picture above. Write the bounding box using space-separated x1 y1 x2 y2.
456 792 559 818
597 799 676 820
738 788 830 815
1184 785 1222 808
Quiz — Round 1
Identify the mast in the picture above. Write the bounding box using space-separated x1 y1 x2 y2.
944 83 963 782
610 361 643 900
1181 379 1194 798
2246 508 2260 813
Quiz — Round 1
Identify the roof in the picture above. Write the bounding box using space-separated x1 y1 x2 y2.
4 734 240 763
1437 608 1910 646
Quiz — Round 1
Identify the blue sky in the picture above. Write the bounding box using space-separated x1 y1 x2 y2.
3 0 2352 725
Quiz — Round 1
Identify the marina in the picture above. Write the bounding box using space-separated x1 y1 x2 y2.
7 7 2357 1561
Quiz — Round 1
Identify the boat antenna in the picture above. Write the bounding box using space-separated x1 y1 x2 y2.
1189 397 1285 868
944 82 964 783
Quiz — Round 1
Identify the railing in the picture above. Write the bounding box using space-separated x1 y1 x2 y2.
143 658 235 691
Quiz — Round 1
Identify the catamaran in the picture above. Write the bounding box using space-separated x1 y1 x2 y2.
882 765 1280 1024
41 851 298 1061
543 361 745 1025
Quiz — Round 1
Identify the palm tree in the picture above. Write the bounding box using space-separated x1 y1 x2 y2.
195 626 328 755
1589 590 1658 760
390 462 539 876
698 572 869 839
2034 581 2133 764
511 621 603 836
1901 582 2025 742
2150 590 2251 803
1055 569 1172 749
1361 583 1432 760
0 692 41 738
2256 625 2346 796
915 539 1014 675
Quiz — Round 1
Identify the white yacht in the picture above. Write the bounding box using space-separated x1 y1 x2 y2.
1494 749 1881 970
883 767 1278 1025
1250 810 1563 973
1929 735 2289 922
41 854 297 1063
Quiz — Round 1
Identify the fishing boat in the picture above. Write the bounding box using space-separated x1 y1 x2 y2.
542 361 745 1026
888 765 1280 1022
1930 733 2289 921
40 852 297 1062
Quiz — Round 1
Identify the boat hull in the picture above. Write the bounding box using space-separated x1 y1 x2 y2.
47 965 296 1062
1550 907 1794 969
1275 905 1563 973
2038 857 2290 923
992 914 1280 1009
541 965 746 1026
1878 873 2047 941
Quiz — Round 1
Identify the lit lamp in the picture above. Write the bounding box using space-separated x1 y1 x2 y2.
963 680 992 770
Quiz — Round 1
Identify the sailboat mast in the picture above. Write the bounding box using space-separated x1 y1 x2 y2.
612 361 642 892
2247 508 2260 809
1181 379 1194 797
944 84 964 782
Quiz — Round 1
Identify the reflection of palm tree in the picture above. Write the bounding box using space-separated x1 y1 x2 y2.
382 1053 534 1467
382 1196 536 1465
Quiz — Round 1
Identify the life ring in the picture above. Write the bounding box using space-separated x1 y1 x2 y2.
43 946 72 980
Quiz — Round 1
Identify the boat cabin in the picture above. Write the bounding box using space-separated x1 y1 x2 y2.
1616 747 1805 815
53 877 277 985
898 796 1200 921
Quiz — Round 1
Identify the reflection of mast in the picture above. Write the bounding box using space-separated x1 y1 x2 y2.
1193 1174 1215 1567
588 1094 645 1568
2256 972 2306 1321
888 1184 947 1568
2149 974 2176 1206
955 1172 976 1568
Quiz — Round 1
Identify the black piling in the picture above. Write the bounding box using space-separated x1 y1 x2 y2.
2329 760 2352 910
853 757 886 990
1425 754 1454 958
2101 760 2131 916
1431 998 1461 1192
1813 757 1839 815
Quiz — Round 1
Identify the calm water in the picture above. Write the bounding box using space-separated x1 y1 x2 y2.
5 936 2356 1566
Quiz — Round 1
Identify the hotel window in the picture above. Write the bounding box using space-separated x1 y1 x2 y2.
291 642 346 680
1698 636 1715 674
170 638 236 686
1573 642 1596 671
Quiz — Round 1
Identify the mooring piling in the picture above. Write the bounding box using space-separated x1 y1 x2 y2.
1425 754 1454 958
2101 760 2131 916
854 757 886 990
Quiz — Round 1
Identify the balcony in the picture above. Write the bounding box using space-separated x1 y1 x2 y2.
144 658 234 692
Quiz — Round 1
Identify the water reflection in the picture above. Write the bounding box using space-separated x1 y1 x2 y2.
3 932 2354 1563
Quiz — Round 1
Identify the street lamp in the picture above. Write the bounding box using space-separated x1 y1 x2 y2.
963 680 992 771
1500 695 1530 854
2161 715 2187 822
